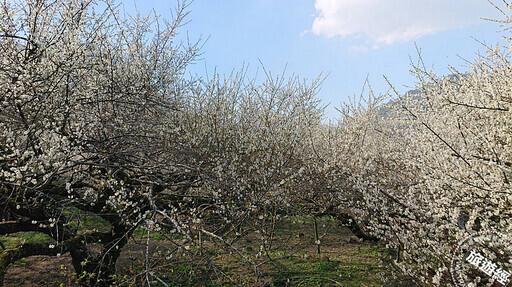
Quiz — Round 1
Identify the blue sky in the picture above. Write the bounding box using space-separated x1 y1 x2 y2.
122 0 506 119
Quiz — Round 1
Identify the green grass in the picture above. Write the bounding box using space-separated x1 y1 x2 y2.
61 207 111 233
0 231 53 249
290 214 335 225
3 214 412 287
193 215 410 287
131 227 172 241
260 247 395 287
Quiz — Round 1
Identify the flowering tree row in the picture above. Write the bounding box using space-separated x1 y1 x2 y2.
3 0 512 286
314 11 512 285
0 0 324 285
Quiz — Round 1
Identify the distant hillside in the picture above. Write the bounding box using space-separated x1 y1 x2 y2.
378 73 466 117
377 89 421 117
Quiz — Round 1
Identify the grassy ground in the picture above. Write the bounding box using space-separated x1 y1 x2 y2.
2 215 414 286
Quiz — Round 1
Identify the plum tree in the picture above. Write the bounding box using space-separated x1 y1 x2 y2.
0 0 323 285
318 11 512 285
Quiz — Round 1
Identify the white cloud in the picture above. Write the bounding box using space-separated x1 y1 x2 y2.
312 0 502 45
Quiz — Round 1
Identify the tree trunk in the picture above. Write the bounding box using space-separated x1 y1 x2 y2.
70 224 131 286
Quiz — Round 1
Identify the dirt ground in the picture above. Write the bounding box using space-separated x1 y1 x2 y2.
3 217 414 286
4 254 74 287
